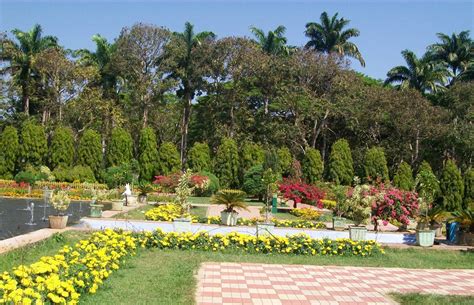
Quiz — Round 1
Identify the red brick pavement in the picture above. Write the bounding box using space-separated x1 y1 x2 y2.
196 262 474 305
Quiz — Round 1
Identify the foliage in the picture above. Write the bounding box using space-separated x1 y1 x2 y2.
263 148 281 174
145 204 194 222
451 209 474 233
464 168 474 209
214 137 239 188
153 172 210 194
19 120 47 167
302 148 324 184
240 141 264 178
237 218 326 229
187 142 211 172
211 189 248 213
290 208 321 221
393 161 415 191
364 147 389 183
157 142 181 175
289 159 303 180
415 161 440 205
14 170 38 186
137 182 154 196
196 171 220 196
0 126 19 178
242 165 265 199
138 127 159 181
53 165 96 183
278 179 325 208
344 184 375 226
439 159 464 211
77 129 102 178
106 128 133 167
371 187 419 229
49 126 75 169
328 139 354 185
50 190 71 213
102 164 134 189
277 147 292 177
174 169 194 215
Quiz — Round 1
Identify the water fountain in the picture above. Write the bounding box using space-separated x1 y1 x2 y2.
25 202 37 226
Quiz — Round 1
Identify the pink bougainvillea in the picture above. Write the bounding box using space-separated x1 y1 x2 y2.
278 179 325 208
371 187 419 230
154 172 209 192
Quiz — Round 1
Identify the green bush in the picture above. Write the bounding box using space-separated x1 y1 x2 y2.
393 161 414 191
463 168 473 209
415 161 440 204
52 165 95 183
157 142 181 175
14 170 38 185
242 165 265 200
49 126 75 169
364 147 389 183
263 148 280 173
19 120 47 167
188 142 211 172
0 126 19 178
328 139 354 185
277 147 292 177
106 127 133 167
77 129 102 178
240 141 264 177
102 164 134 189
439 159 464 211
214 137 239 188
138 127 159 181
196 171 220 196
302 148 323 184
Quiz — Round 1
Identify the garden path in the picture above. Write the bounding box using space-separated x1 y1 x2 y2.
207 205 262 219
196 262 474 305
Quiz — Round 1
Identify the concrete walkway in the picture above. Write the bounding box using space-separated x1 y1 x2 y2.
207 205 262 219
196 263 474 305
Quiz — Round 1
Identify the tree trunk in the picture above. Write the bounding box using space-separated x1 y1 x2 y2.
312 109 330 147
142 106 148 128
229 105 234 138
264 97 269 115
23 93 30 116
180 95 192 169
42 108 48 125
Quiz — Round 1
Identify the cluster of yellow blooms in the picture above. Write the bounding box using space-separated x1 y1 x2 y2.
0 230 137 305
144 204 198 222
289 208 322 220
321 199 337 209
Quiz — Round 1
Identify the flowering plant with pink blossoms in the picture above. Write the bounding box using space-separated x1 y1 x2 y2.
371 187 419 230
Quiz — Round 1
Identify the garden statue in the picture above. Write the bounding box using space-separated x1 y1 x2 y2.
122 183 132 206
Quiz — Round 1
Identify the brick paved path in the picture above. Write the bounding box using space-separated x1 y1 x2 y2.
196 262 474 305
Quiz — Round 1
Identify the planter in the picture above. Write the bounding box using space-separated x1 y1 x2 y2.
332 217 346 231
221 211 239 226
138 195 148 204
457 231 474 246
90 204 104 218
173 217 192 232
416 229 435 247
446 221 460 244
431 222 443 237
111 200 124 211
256 222 275 236
49 215 68 229
349 226 367 241
125 195 138 206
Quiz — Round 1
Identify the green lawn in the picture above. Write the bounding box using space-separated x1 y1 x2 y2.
272 211 299 220
188 196 265 206
390 293 474 305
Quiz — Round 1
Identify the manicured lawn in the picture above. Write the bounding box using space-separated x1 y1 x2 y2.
272 211 299 220
188 196 265 206
390 293 474 305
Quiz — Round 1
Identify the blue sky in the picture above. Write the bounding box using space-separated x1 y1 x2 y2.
1 0 473 79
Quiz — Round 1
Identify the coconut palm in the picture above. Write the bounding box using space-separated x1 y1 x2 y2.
427 31 473 82
0 24 58 115
211 189 249 213
305 12 365 67
250 25 293 56
385 50 449 93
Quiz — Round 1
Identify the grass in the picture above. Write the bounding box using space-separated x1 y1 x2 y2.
272 211 299 220
390 293 474 305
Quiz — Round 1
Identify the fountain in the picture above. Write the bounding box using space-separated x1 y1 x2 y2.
25 202 37 226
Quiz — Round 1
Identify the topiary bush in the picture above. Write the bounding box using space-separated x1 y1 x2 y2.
240 141 264 177
0 126 19 179
102 163 134 189
277 147 292 177
138 127 159 181
106 127 133 167
242 165 265 200
439 159 464 211
302 148 323 184
393 161 414 191
77 129 103 178
70 165 96 183
214 137 239 188
464 168 474 209
328 139 354 185
187 142 211 172
49 126 75 169
157 142 181 175
19 120 47 167
364 147 389 183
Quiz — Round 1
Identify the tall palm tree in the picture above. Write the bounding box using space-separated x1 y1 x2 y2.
385 50 449 93
171 22 216 167
250 25 293 56
305 12 365 67
1 24 58 115
427 31 473 84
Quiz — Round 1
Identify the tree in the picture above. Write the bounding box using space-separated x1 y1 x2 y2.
187 142 211 172
49 126 74 169
250 25 292 55
463 168 473 209
157 142 181 175
439 159 464 211
138 127 159 181
364 147 389 182
393 161 414 191
415 161 440 205
277 147 293 177
385 50 449 93
0 126 19 178
240 141 264 176
242 165 265 200
106 127 133 167
328 139 354 185
168 22 216 166
214 137 239 188
305 12 365 66
77 129 102 177
1 24 58 115
302 148 324 184
19 120 47 167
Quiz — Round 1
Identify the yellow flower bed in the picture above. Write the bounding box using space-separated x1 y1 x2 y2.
144 204 198 222
0 230 137 305
290 208 322 220
321 199 336 209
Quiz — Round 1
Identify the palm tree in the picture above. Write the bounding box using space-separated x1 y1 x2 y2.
305 12 365 67
385 50 449 93
211 189 249 213
427 31 473 83
171 22 216 167
1 24 58 115
250 25 293 56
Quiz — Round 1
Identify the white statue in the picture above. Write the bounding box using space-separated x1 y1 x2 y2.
122 183 132 197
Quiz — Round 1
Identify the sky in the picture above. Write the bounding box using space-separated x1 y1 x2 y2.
1 0 473 80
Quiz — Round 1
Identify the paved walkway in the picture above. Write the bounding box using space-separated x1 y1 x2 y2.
207 205 262 219
196 263 474 305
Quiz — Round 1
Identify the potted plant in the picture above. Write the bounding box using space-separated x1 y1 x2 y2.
257 169 279 235
416 201 439 247
49 190 71 229
91 190 108 217
345 181 373 241
173 170 194 232
211 189 249 226
452 209 474 246
137 182 154 204
332 185 348 231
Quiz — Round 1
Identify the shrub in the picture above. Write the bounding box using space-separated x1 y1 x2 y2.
372 186 419 230
464 168 474 209
145 203 192 221
415 161 440 205
214 137 239 188
19 120 47 167
106 127 133 167
328 139 354 185
439 159 464 211
196 171 220 196
70 165 96 183
187 142 211 172
263 148 280 174
344 184 375 226
278 179 325 208
242 165 265 200
102 163 134 189
302 148 323 184
14 170 38 185
289 159 303 180
393 161 414 191
290 208 321 221
157 142 181 175
364 147 389 183
138 127 159 181
49 126 75 169
153 172 211 194
0 126 19 178
77 129 102 178
277 147 292 177
211 189 248 213
240 141 264 176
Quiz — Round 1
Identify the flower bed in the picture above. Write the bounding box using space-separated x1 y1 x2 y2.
290 208 322 220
